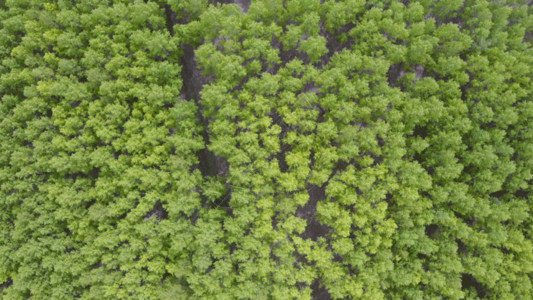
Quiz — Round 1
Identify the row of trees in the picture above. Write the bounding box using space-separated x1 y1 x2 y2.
1 0 532 299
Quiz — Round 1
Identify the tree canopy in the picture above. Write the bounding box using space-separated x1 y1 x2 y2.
1 0 532 299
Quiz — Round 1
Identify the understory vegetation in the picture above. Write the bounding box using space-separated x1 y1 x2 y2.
1 0 532 299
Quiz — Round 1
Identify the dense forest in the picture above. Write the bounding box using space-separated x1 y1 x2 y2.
1 0 532 299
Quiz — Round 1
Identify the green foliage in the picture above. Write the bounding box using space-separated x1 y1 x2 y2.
1 0 532 299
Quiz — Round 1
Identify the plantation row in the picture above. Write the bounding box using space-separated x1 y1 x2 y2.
1 0 532 299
